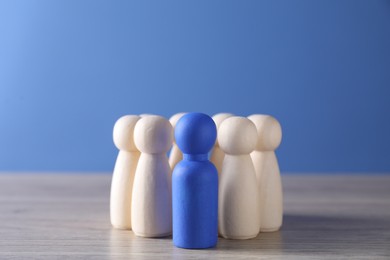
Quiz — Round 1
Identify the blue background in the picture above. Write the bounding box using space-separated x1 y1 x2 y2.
1 0 389 173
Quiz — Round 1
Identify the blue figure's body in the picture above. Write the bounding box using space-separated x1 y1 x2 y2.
172 113 218 249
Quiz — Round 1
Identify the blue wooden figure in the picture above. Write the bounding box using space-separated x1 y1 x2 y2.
172 112 218 249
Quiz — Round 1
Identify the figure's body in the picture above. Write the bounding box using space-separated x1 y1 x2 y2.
131 115 173 237
248 114 283 232
110 115 140 229
218 117 260 239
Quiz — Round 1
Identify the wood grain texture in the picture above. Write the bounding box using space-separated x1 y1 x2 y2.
0 173 389 259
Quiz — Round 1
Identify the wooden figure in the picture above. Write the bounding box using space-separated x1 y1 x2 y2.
169 112 186 170
131 115 173 237
172 113 218 249
218 116 260 239
110 115 140 230
248 114 283 232
210 113 234 180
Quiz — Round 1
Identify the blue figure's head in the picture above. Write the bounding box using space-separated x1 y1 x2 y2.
175 113 217 155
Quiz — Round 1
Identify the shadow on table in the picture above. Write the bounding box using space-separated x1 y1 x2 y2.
108 215 390 257
109 228 174 258
217 214 390 256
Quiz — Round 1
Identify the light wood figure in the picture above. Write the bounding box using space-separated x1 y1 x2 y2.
248 114 283 232
210 113 233 180
110 115 140 229
168 112 186 171
218 116 260 239
132 115 173 237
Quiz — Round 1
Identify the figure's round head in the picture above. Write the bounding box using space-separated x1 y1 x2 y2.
212 113 234 146
248 114 282 151
218 116 257 155
175 113 217 154
169 112 187 127
113 115 140 151
134 115 173 154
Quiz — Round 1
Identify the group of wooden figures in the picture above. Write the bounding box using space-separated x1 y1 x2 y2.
110 112 283 249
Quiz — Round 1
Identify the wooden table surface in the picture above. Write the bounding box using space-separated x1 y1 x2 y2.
0 173 389 259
